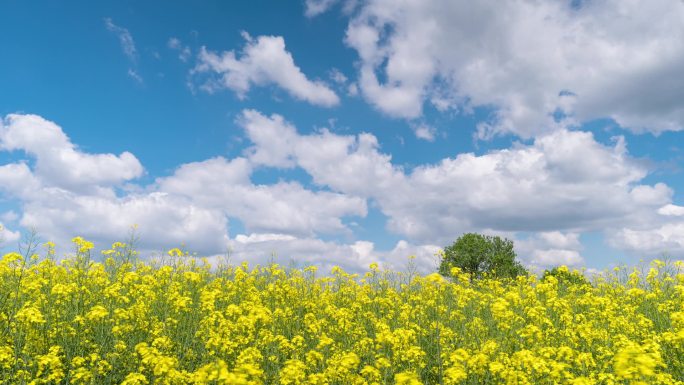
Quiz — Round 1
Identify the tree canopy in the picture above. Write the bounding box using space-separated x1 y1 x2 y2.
438 233 527 279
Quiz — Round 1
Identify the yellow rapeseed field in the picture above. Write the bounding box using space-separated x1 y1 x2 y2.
0 237 683 384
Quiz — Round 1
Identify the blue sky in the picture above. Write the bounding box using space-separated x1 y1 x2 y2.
1 0 683 272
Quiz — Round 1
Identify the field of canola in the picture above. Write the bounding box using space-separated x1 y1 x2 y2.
0 237 683 385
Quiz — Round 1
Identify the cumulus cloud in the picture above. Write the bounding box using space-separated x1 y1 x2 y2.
531 249 584 268
3 111 682 267
377 129 648 243
0 115 224 253
338 0 684 137
657 204 684 217
516 232 584 268
222 234 440 274
412 123 436 141
237 111 299 168
604 199 684 258
0 112 451 271
0 223 21 246
0 114 144 193
0 114 368 260
193 33 340 107
1 211 18 223
156 156 367 236
238 109 403 197
237 109 681 262
630 183 673 206
0 162 43 200
21 191 230 255
0 175 227 255
607 223 684 257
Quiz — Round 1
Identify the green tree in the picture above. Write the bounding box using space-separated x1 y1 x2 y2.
438 233 527 279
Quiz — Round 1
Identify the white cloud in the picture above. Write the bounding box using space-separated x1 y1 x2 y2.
0 114 370 254
0 223 21 246
0 162 43 200
0 114 144 193
537 231 582 250
328 68 359 97
168 37 192 62
238 110 404 197
104 18 137 61
516 231 584 268
341 0 684 136
1 211 18 223
380 240 442 273
0 113 443 271
224 233 440 274
237 109 682 265
0 116 225 253
329 68 348 84
531 249 584 267
20 191 230 255
127 69 143 84
193 34 340 107
607 223 684 257
238 111 298 168
3 111 682 268
105 18 143 82
235 233 297 244
379 130 655 244
658 204 684 217
412 124 436 141
156 156 367 236
630 183 673 206
304 0 340 17
228 235 364 271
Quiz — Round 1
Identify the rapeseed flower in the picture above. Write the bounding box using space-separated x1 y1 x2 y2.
0 240 683 384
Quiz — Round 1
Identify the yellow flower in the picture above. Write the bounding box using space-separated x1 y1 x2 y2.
15 305 45 325
279 359 307 385
120 372 148 385
425 272 444 284
613 343 661 381
394 371 423 385
33 346 65 383
0 345 13 370
71 236 94 253
85 305 109 321
361 365 381 382
1 238 683 384
569 377 595 385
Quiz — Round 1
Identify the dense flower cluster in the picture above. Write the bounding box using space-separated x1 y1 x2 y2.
0 238 683 384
